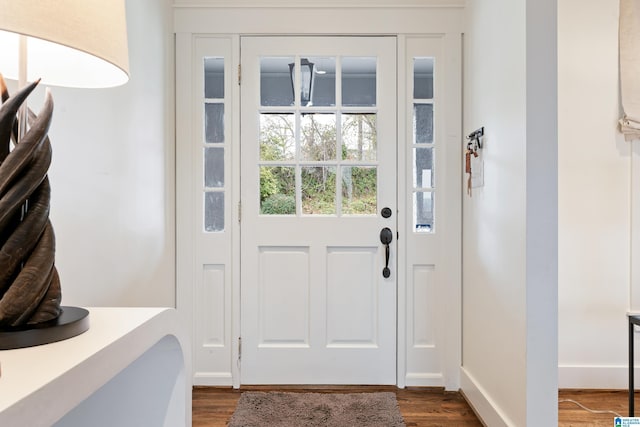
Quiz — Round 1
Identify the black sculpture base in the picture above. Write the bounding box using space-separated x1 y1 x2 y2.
0 307 90 350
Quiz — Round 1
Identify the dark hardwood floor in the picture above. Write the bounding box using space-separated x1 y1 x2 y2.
193 386 634 426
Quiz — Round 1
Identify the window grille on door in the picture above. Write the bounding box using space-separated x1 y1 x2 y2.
412 57 435 233
258 56 379 217
203 57 225 232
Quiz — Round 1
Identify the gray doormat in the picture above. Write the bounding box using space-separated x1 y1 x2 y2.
228 391 406 427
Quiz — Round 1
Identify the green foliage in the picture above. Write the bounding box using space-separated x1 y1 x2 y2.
349 167 376 195
260 166 295 202
343 195 377 215
259 113 379 216
301 167 337 214
261 194 296 215
342 168 377 214
260 167 278 201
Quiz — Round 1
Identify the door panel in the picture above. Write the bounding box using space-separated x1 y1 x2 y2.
240 36 397 384
258 247 310 346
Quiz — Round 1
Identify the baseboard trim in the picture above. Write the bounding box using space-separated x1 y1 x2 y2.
193 372 233 386
405 373 444 387
460 367 515 427
559 365 632 389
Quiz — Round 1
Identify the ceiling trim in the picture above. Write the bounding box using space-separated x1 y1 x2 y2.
173 0 466 8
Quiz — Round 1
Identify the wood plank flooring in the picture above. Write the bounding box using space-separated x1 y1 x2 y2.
559 389 628 426
194 387 637 426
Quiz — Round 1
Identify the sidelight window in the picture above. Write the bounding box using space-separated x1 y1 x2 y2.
203 57 225 232
412 57 435 232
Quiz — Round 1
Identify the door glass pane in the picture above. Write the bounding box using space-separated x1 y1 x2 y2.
302 166 336 215
256 51 385 218
205 192 224 232
342 166 377 215
205 103 224 143
413 56 435 233
296 58 314 107
413 58 434 99
260 166 296 215
414 104 433 144
301 113 336 161
204 147 224 188
342 57 376 106
414 191 433 232
414 147 434 188
204 57 224 99
308 56 336 107
261 57 295 106
260 113 296 161
203 56 225 234
342 114 377 161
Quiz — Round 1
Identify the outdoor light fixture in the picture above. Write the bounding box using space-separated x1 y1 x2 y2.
0 0 129 349
289 58 315 106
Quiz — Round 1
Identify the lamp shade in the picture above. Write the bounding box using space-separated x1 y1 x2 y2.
0 0 129 88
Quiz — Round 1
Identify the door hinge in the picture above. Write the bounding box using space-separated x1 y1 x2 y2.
238 64 241 85
238 201 242 223
238 336 242 361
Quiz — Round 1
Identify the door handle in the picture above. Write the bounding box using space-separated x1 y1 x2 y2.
380 227 393 278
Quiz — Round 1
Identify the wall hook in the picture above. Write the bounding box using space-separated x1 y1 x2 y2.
466 127 484 150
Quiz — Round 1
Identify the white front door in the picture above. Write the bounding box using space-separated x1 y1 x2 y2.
240 36 397 384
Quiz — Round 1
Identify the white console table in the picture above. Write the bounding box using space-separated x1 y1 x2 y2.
0 307 189 427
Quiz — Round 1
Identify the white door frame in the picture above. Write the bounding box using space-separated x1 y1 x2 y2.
239 35 399 385
174 3 463 390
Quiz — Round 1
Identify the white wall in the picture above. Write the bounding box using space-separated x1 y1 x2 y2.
462 0 557 425
558 0 632 388
462 0 527 422
8 0 175 307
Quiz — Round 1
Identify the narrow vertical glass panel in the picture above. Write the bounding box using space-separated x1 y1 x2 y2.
260 166 296 215
414 191 434 233
342 57 376 106
204 147 224 188
342 166 377 215
414 147 434 188
413 58 434 99
301 166 336 215
204 192 224 232
301 113 337 161
204 57 224 99
261 57 295 106
414 104 433 144
342 114 377 161
205 103 224 143
308 56 336 106
260 114 295 161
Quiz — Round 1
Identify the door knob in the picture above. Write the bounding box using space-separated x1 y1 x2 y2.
380 227 393 278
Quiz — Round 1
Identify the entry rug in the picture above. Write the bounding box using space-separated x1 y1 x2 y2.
228 391 406 427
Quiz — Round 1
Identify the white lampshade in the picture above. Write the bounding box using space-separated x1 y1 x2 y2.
0 0 129 88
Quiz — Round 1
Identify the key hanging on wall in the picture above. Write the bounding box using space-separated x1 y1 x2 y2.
465 127 483 197
465 141 478 197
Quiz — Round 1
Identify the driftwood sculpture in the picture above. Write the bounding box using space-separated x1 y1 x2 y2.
0 75 62 328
